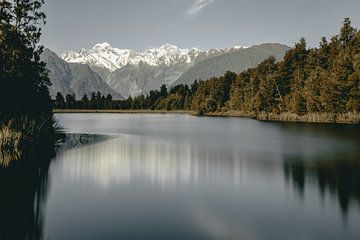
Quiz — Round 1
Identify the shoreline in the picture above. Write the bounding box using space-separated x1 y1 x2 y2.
53 109 360 125
53 109 195 115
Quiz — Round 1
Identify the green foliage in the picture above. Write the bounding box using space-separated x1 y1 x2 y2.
0 0 52 117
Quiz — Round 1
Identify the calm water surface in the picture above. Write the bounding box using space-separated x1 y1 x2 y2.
8 114 360 240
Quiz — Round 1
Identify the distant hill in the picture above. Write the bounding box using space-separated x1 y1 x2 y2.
174 43 290 86
41 49 122 99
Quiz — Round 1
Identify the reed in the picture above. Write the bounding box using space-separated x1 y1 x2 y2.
0 123 22 167
0 114 63 167
256 112 360 124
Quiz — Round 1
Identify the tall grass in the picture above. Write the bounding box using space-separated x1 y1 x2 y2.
203 110 360 124
256 112 360 124
0 124 22 166
0 114 64 167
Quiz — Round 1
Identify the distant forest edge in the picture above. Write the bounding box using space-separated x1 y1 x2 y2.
53 19 360 124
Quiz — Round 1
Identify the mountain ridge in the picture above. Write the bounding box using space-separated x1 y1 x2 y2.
41 49 122 99
175 43 289 86
61 43 247 72
43 43 289 98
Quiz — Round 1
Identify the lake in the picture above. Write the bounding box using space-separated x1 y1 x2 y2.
2 113 360 240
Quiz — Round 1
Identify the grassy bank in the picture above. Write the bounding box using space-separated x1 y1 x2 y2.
207 111 360 124
255 112 360 124
0 115 63 167
53 109 360 124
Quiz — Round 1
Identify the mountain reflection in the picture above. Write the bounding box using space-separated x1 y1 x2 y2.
57 134 248 188
58 133 360 220
284 159 360 216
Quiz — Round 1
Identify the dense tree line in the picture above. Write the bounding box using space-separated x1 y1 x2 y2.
56 19 360 119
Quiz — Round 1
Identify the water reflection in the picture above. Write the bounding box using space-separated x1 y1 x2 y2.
0 147 55 240
56 132 360 220
0 133 79 240
57 135 248 188
2 114 360 240
284 159 360 216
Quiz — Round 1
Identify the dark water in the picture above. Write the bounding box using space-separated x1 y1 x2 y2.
1 113 360 240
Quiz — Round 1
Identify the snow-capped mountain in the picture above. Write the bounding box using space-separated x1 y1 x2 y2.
48 43 289 98
60 43 247 97
61 43 208 72
41 49 122 99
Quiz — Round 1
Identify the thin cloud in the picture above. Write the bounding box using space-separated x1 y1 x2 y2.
187 0 215 16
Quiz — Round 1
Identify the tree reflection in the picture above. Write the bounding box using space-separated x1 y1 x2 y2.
284 159 360 216
0 140 58 240
0 132 107 240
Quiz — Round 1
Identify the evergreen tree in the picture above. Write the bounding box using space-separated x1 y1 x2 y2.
0 0 51 117
82 94 89 102
65 93 76 109
81 94 89 109
339 18 356 46
55 92 65 109
160 84 168 97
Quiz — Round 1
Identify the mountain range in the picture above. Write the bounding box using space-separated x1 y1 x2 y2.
43 43 289 99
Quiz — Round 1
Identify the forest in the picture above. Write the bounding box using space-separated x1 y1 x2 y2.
55 19 360 123
0 0 61 166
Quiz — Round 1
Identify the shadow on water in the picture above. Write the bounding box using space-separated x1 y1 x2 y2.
0 132 104 240
0 144 55 240
284 159 360 217
276 122 360 218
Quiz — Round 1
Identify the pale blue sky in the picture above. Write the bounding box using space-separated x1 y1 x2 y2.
41 0 360 54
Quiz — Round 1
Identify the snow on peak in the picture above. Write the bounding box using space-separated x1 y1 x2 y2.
160 43 178 49
61 43 204 72
234 45 250 49
93 42 112 49
61 43 241 72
